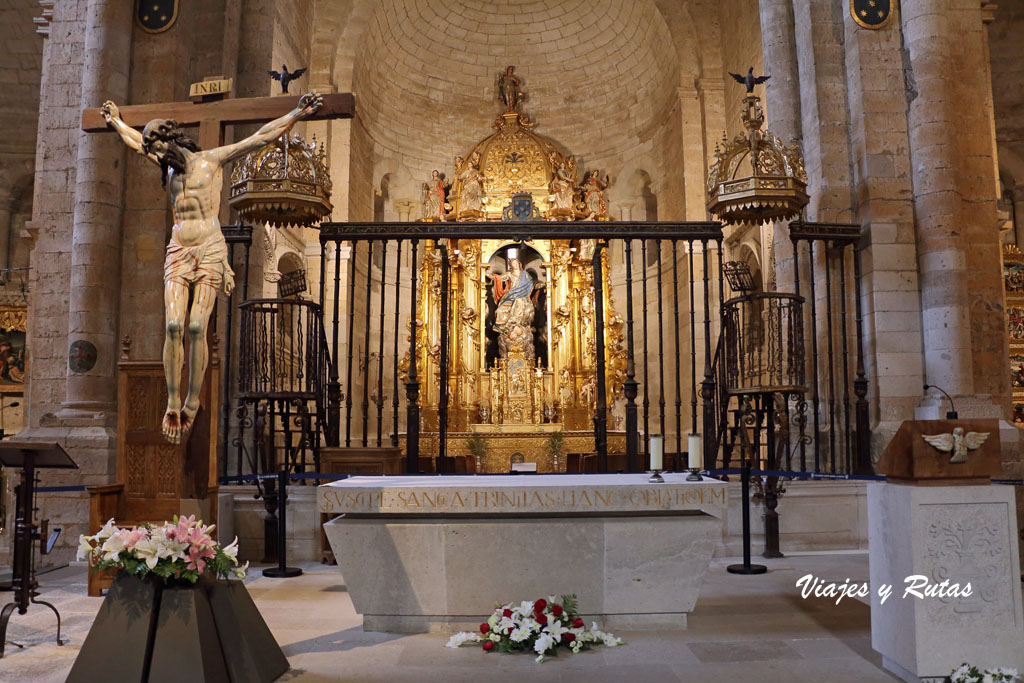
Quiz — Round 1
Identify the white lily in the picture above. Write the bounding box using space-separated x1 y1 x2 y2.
232 561 249 579
222 537 240 564
95 518 118 541
545 619 568 643
533 632 554 656
99 531 128 562
133 537 161 569
76 534 94 561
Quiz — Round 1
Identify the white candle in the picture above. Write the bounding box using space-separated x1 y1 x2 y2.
649 435 663 471
688 434 702 470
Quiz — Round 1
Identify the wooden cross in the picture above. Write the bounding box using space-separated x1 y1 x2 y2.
81 91 355 149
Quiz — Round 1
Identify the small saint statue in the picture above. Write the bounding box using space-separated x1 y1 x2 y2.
581 170 610 218
421 169 449 220
497 66 523 113
101 91 323 443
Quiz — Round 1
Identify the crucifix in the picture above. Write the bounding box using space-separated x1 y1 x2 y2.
81 89 354 444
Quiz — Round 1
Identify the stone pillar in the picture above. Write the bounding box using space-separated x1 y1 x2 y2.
58 0 132 419
758 0 801 291
902 0 1008 412
677 85 706 222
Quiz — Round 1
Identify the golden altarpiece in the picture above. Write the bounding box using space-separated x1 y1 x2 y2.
403 95 626 472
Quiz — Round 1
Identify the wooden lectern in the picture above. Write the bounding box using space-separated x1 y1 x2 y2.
875 419 1001 484
0 441 77 657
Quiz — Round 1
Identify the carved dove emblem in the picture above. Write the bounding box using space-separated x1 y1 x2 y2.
921 427 990 464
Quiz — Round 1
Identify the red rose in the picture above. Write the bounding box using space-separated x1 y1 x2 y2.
536 613 548 626
482 641 495 652
480 623 490 634
572 617 584 628
565 633 576 643
503 608 513 618
534 599 547 613
552 604 564 617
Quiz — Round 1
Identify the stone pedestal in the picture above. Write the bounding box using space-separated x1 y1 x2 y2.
320 473 726 632
868 483 1024 682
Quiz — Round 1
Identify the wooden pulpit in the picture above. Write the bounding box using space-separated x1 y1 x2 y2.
875 419 1001 484
86 342 219 595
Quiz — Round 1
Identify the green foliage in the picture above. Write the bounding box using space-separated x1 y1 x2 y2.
467 433 488 460
548 432 564 458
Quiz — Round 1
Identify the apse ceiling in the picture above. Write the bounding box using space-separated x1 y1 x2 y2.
343 0 688 167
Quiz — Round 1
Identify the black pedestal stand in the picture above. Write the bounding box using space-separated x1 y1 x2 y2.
0 442 77 656
263 469 302 578
727 464 767 575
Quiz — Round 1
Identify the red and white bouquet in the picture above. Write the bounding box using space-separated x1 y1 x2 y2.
77 515 248 584
445 594 623 663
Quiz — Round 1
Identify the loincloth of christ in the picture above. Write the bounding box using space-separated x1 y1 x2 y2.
163 231 235 294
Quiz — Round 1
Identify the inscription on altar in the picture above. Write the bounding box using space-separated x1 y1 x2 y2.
319 481 726 515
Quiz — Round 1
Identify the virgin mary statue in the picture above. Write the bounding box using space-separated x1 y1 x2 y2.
490 257 535 360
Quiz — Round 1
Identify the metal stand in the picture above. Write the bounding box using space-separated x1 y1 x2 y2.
727 464 767 575
0 442 77 656
263 469 302 578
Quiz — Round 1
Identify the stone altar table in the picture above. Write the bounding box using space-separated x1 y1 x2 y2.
319 474 727 632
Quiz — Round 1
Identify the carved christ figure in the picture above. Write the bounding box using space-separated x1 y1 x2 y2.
101 92 323 443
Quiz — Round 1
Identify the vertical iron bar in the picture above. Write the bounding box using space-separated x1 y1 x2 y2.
361 241 374 447
852 240 871 474
592 243 608 470
700 240 714 470
345 241 358 447
406 240 421 473
824 243 837 472
672 240 682 458
657 240 666 437
641 240 650 454
807 241 822 472
688 241 697 445
439 242 450 462
792 238 806 472
838 245 852 473
623 239 638 473
392 240 403 447
377 240 387 447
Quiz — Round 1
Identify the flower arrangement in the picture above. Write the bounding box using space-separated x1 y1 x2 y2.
445 594 623 663
77 516 248 584
950 663 1019 683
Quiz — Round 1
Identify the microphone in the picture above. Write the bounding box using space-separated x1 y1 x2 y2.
923 384 957 420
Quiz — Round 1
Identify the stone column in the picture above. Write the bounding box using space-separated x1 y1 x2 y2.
758 0 801 291
677 85 706 222
902 0 1007 410
58 0 132 419
0 198 12 276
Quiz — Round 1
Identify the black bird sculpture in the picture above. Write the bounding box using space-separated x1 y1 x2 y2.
268 64 307 94
729 66 770 93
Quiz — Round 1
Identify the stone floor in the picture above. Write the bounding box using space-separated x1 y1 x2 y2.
0 552 902 682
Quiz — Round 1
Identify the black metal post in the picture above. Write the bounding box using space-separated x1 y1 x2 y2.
345 241 358 447
592 243 608 469
361 242 374 447
377 240 387 447
852 242 871 474
406 240 421 473
641 239 650 453
263 469 302 578
623 239 638 472
657 241 666 438
727 463 768 575
392 240 403 447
